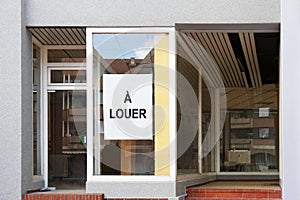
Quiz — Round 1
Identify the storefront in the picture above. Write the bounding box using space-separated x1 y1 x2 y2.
1 0 299 199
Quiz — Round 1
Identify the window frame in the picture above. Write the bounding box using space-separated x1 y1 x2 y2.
86 27 176 182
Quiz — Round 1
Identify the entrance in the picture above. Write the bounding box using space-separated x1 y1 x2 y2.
44 47 87 189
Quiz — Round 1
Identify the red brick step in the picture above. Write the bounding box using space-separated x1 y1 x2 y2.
186 186 282 200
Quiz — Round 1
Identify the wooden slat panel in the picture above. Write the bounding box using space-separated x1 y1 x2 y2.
29 28 47 45
43 28 62 45
51 28 70 45
34 28 53 44
76 28 86 44
189 33 223 87
223 34 246 87
200 33 230 87
178 33 219 88
73 28 85 45
244 33 259 87
220 33 243 87
204 33 233 87
60 28 77 45
239 33 256 87
213 33 239 87
68 28 82 45
250 33 262 86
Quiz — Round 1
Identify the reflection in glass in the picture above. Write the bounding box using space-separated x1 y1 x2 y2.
48 90 86 188
33 44 41 175
48 49 86 63
50 70 86 84
92 33 166 175
176 55 199 175
220 85 279 172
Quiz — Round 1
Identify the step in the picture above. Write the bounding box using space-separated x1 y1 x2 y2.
23 193 104 200
185 181 282 200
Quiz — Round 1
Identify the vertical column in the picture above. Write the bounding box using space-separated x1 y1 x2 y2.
281 0 300 198
198 74 202 173
214 89 220 174
154 34 170 175
0 0 35 199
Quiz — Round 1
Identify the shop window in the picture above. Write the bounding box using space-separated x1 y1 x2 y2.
92 33 168 175
176 31 279 175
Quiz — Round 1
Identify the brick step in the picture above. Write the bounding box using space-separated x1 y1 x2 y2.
106 199 168 200
22 193 104 200
22 193 168 200
186 188 282 200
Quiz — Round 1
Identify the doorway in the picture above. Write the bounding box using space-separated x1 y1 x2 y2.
44 47 87 189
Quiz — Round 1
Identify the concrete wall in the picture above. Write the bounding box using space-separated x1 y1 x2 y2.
25 0 280 27
281 0 300 199
0 0 43 199
0 0 23 199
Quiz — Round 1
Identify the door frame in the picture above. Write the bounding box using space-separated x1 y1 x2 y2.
41 45 86 188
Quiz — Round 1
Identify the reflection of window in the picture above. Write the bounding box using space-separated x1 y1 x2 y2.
259 128 270 138
49 69 86 84
48 49 86 63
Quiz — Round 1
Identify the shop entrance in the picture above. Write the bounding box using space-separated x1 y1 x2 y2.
45 47 87 189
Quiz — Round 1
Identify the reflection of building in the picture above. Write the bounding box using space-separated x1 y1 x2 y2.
1 1 299 199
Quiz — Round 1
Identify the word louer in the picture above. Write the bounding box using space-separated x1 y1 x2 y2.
109 91 147 119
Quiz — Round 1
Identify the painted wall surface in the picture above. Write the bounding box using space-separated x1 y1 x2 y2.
25 0 280 27
281 0 300 199
0 0 44 199
0 0 23 199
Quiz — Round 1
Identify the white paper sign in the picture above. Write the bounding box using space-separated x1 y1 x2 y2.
103 74 153 140
259 107 269 117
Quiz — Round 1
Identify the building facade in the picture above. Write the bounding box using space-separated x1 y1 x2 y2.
0 0 299 199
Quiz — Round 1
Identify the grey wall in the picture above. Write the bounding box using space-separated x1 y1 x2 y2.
0 0 38 199
281 0 300 199
25 0 280 27
0 0 23 199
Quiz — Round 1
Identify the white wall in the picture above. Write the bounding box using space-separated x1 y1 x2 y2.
281 0 300 199
0 0 23 199
0 0 43 199
25 0 280 27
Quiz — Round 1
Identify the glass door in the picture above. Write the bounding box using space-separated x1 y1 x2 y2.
48 90 86 188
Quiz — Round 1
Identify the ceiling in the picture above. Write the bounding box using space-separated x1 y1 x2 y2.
29 27 86 45
177 32 279 89
177 31 279 110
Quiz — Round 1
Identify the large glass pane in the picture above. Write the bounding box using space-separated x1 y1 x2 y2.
93 33 166 175
201 81 215 173
33 44 41 175
220 86 279 172
48 90 86 188
220 32 280 173
176 55 199 175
